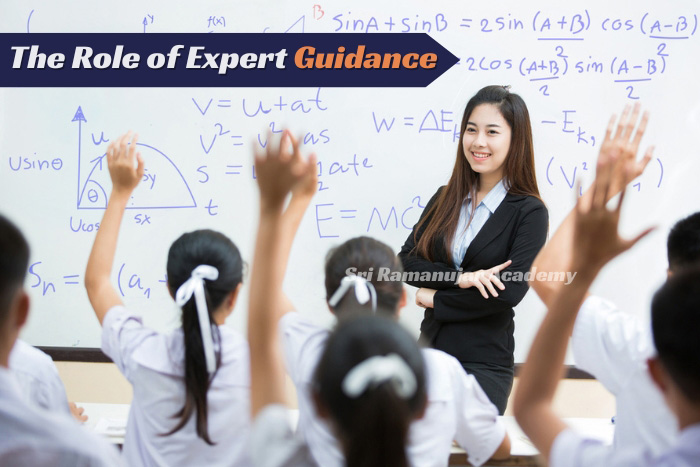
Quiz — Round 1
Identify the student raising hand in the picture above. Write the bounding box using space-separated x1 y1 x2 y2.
106 131 144 195
249 129 317 416
254 130 317 209
513 140 654 463
85 131 143 324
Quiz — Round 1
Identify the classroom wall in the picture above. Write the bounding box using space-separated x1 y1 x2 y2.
56 362 615 418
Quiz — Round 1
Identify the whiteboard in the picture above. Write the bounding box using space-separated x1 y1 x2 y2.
1 0 699 364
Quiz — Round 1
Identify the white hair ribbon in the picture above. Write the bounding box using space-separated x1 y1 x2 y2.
328 275 377 311
342 353 417 399
175 264 219 374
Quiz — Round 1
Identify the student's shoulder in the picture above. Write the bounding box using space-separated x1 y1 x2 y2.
279 311 328 340
0 398 120 465
9 340 56 375
420 348 465 398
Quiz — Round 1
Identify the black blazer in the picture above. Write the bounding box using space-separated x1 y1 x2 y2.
399 186 549 367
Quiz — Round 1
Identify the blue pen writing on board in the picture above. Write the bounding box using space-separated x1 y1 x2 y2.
117 263 153 299
207 16 226 33
544 157 664 192
142 14 154 34
205 199 218 216
331 12 447 33
29 262 56 296
72 108 198 211
27 262 81 297
242 88 328 118
532 10 591 36
315 203 339 238
640 12 697 39
370 109 453 134
7 154 64 172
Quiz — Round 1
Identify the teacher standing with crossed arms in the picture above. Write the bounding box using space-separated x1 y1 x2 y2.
399 85 548 413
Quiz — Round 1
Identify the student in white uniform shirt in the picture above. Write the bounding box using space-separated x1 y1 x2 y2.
10 340 89 422
10 339 71 414
0 214 121 466
527 104 692 456
84 132 251 467
513 109 700 466
246 131 509 466
247 131 428 467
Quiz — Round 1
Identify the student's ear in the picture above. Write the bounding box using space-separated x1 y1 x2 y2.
398 287 407 309
667 268 673 279
648 357 669 394
166 281 175 300
311 389 330 420
14 290 29 329
326 301 337 317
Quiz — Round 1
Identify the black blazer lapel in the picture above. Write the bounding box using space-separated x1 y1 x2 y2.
459 194 522 267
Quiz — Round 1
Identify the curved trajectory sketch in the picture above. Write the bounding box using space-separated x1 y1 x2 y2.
77 143 198 210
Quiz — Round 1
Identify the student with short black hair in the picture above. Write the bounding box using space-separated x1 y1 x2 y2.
84 132 251 466
0 214 121 466
513 122 700 465
667 212 700 274
527 105 698 456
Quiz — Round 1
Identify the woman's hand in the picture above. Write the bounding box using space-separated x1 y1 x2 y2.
415 288 437 308
106 131 144 197
457 260 512 298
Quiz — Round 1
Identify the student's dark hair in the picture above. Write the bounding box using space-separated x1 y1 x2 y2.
313 315 426 467
164 229 243 444
0 215 30 324
414 85 541 262
667 212 700 273
651 266 700 403
325 237 403 316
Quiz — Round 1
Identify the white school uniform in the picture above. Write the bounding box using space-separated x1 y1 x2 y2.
101 305 252 467
572 296 678 455
9 339 70 415
250 404 315 467
0 366 122 466
550 424 700 467
280 311 506 467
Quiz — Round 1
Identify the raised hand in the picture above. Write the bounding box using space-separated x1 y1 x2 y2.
572 153 655 275
254 129 317 208
106 131 144 196
457 260 512 299
598 103 654 201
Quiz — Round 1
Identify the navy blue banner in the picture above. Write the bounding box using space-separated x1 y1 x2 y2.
0 33 458 87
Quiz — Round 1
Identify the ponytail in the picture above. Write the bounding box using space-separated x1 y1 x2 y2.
344 386 413 467
314 316 426 467
164 230 243 444
166 290 221 444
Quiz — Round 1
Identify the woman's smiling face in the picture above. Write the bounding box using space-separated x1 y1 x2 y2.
462 103 512 183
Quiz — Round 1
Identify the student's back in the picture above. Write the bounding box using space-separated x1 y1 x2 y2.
0 213 120 466
282 312 504 467
0 367 121 466
84 134 252 466
102 306 251 466
9 338 71 415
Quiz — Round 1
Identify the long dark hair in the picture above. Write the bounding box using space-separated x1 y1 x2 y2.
415 85 541 262
313 315 427 467
164 229 243 444
325 237 403 315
